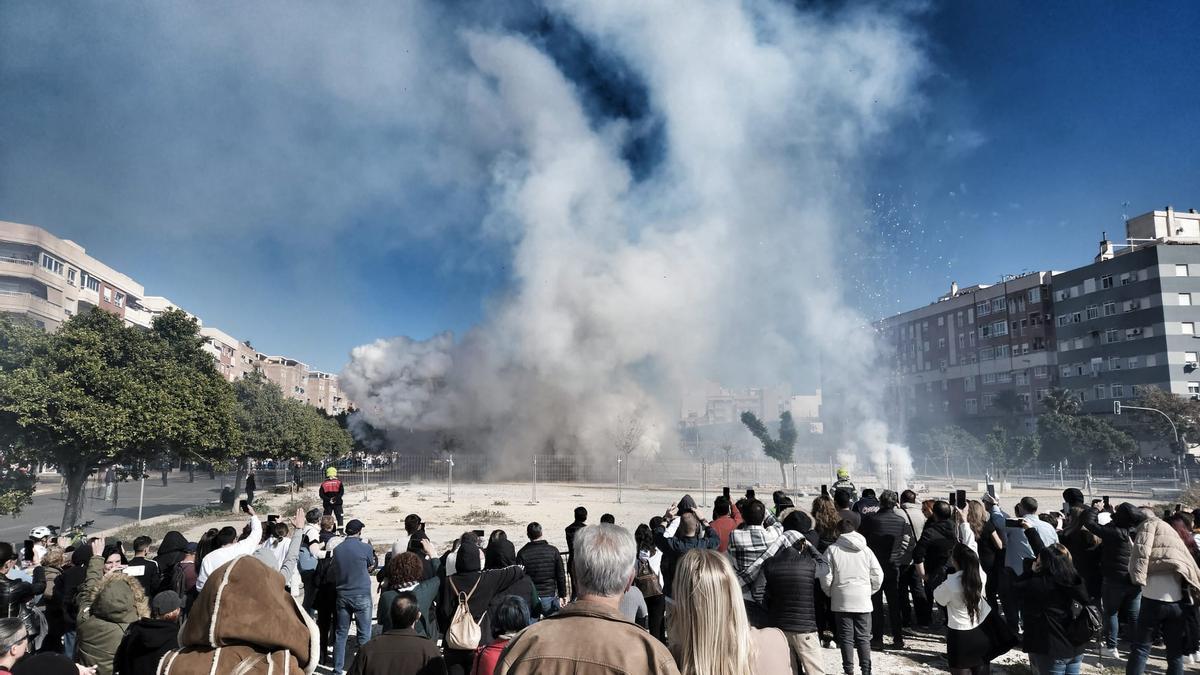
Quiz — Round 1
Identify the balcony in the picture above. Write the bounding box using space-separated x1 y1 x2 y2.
123 306 152 328
0 290 62 326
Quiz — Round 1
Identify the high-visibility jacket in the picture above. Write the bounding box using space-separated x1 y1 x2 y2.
319 478 344 506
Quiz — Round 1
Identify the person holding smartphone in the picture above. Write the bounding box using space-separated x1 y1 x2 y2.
194 504 261 592
983 493 1058 636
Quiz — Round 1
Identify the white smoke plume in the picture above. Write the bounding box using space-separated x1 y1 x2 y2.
340 1 929 477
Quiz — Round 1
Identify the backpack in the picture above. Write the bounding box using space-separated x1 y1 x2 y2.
445 576 485 650
1066 599 1102 646
297 543 317 573
634 558 662 599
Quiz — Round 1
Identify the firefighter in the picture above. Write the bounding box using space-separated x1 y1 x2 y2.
319 466 345 526
832 467 858 502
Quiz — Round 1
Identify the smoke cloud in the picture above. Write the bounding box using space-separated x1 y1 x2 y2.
339 1 928 477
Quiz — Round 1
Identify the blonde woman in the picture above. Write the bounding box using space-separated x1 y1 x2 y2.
669 549 796 675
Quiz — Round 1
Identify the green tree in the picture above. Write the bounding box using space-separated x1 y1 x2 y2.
985 424 1040 481
913 425 984 476
740 411 797 488
1041 388 1081 416
0 319 47 516
0 309 242 529
1128 386 1200 450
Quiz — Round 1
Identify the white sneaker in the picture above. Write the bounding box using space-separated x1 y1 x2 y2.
1104 647 1120 659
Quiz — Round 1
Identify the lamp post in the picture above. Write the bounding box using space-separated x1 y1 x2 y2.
1115 401 1187 488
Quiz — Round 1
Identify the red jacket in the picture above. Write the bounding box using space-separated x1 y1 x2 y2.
473 638 510 675
710 502 743 553
319 478 343 506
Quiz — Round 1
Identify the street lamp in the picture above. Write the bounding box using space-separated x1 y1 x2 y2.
1115 401 1190 488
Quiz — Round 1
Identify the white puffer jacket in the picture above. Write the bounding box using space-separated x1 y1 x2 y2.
820 531 884 613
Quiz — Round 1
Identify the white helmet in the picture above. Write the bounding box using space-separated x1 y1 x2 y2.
29 526 52 540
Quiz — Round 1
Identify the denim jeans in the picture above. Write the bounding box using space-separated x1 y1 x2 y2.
834 611 872 675
1100 578 1140 649
1029 652 1083 675
1126 597 1186 675
333 593 373 674
538 595 561 618
61 629 75 660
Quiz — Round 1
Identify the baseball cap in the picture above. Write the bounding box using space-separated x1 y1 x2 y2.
345 519 364 536
151 590 184 616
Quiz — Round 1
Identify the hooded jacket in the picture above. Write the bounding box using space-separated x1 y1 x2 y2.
435 542 526 650
914 519 957 584
1129 513 1200 599
155 555 318 675
819 531 883 613
153 532 189 596
113 618 179 675
484 539 517 570
56 546 93 630
77 556 149 675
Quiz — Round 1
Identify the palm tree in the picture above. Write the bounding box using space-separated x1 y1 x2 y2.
1041 388 1080 416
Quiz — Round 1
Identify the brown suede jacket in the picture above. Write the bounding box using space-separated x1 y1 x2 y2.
496 599 679 675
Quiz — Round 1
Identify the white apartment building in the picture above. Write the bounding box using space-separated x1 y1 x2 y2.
0 220 152 330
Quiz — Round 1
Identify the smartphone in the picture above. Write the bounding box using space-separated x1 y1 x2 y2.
949 492 957 506
986 484 996 499
472 529 485 539
722 486 731 500
746 489 756 500
821 484 829 496
1004 519 1023 528
1177 503 1183 513
239 499 250 514
22 540 33 561
956 490 968 509
122 565 145 577
267 514 279 523
1102 495 1110 507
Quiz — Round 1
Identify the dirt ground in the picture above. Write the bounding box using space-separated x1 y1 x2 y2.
179 475 1174 674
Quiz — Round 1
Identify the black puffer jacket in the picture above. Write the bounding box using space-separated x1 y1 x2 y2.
1081 505 1135 583
0 574 34 621
762 540 828 634
517 540 565 599
1014 529 1090 659
861 507 914 568
914 519 957 584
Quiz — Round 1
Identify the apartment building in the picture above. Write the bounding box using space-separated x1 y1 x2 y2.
877 271 1057 430
680 382 794 426
0 220 152 330
1052 208 1200 413
199 326 259 382
305 370 350 416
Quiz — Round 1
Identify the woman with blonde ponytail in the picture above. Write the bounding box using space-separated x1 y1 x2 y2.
668 549 796 675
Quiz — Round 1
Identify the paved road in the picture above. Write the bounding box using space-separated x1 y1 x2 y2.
0 473 233 543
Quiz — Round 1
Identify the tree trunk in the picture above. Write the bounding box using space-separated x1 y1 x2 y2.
778 460 788 490
231 457 247 513
60 462 90 532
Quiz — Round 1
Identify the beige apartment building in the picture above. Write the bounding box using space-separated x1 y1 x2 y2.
0 219 352 415
0 220 152 330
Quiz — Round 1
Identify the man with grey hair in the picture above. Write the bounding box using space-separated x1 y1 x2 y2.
496 524 679 675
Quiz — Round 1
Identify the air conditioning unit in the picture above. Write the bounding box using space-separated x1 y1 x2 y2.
1131 328 1143 336
1130 301 1141 309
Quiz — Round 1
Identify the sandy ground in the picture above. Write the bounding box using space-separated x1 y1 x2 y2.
179 476 1175 674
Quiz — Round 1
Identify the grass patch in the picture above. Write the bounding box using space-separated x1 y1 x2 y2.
492 500 510 506
380 505 403 514
390 489 401 498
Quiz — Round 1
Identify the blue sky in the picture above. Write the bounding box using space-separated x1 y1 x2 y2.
1 2 1197 372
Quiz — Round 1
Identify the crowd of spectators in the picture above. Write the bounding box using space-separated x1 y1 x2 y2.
0 478 1198 675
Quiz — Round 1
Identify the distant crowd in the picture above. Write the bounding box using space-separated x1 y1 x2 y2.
0 465 1198 675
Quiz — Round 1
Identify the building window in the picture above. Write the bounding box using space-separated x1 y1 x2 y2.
1190 382 1200 396
1034 366 1048 378
964 376 976 392
114 292 125 307
996 345 1011 358
977 302 990 317
1147 355 1158 367
1056 315 1068 327
1086 305 1099 320
1181 293 1193 306
67 269 76 285
1105 329 1119 344
1071 312 1082 323
1128 356 1139 369
1111 383 1124 398
103 288 112 303
41 253 64 275
997 372 1012 383
1028 287 1042 303
1074 337 1084 349
1184 322 1196 336
1037 388 1050 401
1059 341 1070 353
938 338 946 349
1177 264 1190 277
1094 384 1107 399
958 335 965 349
992 320 1008 336
1103 302 1116 316
1101 275 1114 289
982 393 996 409
937 316 944 327
1061 365 1073 378
966 398 978 414
991 298 1005 313
1108 357 1121 371
983 373 997 384
1016 372 1029 386
82 274 100 292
